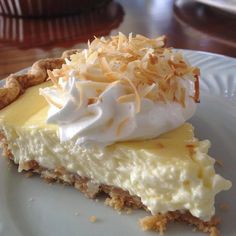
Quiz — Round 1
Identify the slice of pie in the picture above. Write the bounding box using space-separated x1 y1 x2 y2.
0 33 231 235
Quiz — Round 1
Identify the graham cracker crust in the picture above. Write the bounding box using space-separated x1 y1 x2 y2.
0 133 220 236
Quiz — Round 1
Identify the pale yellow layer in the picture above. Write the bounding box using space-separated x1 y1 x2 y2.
0 81 55 128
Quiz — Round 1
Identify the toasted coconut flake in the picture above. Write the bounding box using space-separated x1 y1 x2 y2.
117 32 127 50
149 54 158 65
104 72 119 82
117 94 135 103
180 88 186 108
139 84 156 97
122 76 141 113
88 97 98 105
194 75 200 103
47 33 199 112
76 84 84 109
47 70 63 91
116 118 129 137
99 57 111 73
106 118 114 129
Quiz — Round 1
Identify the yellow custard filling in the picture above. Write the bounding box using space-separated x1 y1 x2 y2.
0 81 54 128
0 82 232 221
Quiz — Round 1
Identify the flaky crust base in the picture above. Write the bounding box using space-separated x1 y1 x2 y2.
0 134 219 236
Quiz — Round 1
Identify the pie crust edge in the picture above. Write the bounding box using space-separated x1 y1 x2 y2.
0 49 79 110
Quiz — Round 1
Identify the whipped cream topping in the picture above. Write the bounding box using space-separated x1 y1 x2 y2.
40 75 196 146
40 33 200 146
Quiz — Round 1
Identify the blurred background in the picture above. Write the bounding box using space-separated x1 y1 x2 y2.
0 0 235 79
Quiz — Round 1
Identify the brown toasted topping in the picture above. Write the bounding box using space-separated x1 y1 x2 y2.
194 75 200 103
116 94 135 103
88 97 98 105
47 33 199 113
149 54 158 65
122 76 141 113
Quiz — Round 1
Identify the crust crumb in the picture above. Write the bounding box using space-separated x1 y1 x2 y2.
215 159 223 167
55 166 66 175
89 215 97 223
44 177 55 183
24 172 34 178
156 143 164 148
20 160 39 171
210 226 219 236
139 212 220 235
105 195 125 211
0 133 13 159
219 203 229 211
139 215 167 235
74 178 99 198
126 209 133 215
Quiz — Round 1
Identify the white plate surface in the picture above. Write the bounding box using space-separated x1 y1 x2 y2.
0 50 236 236
194 0 236 14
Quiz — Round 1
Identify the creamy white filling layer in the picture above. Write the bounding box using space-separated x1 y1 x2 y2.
1 125 231 221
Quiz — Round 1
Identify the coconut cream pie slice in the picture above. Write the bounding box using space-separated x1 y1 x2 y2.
0 33 231 235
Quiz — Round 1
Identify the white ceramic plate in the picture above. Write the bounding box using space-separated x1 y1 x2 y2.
0 50 235 236
193 0 236 14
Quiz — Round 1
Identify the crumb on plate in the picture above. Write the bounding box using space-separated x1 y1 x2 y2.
89 215 97 223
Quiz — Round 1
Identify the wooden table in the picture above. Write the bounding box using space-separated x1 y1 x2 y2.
0 0 236 80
